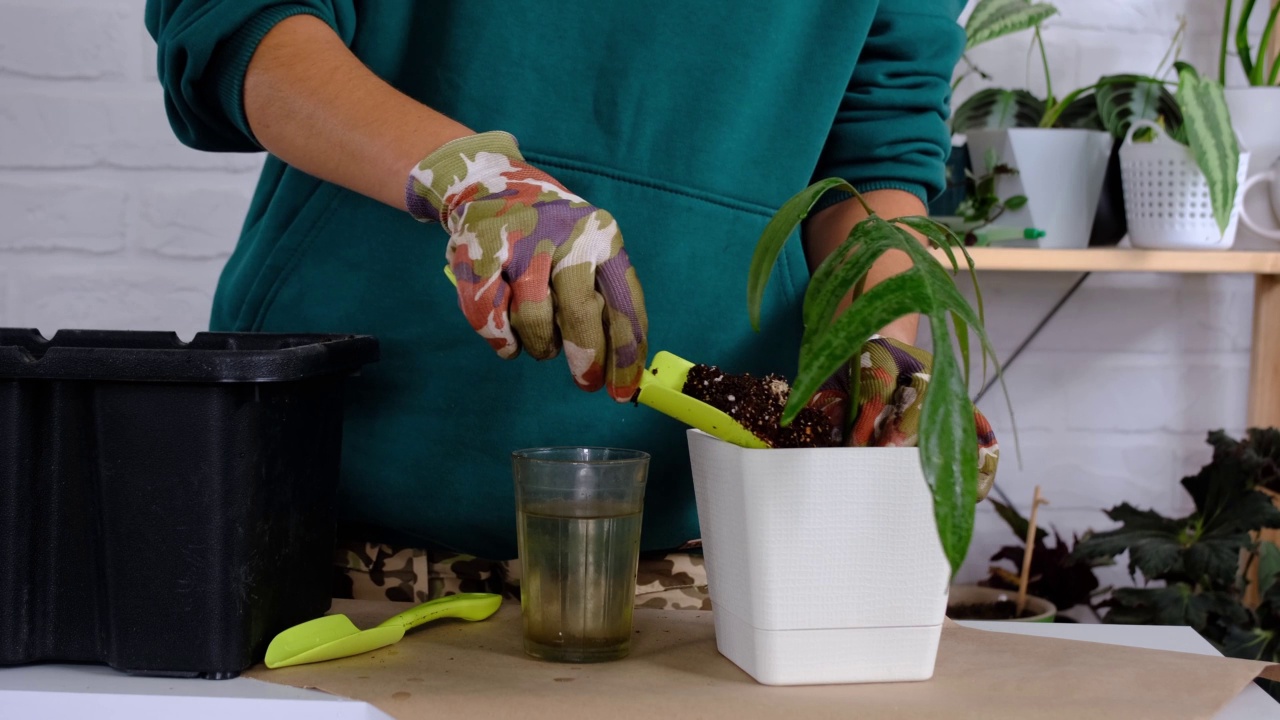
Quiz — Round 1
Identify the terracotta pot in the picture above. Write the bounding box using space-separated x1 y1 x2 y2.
946 584 1056 623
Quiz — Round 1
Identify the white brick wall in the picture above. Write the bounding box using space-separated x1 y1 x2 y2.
0 0 1262 599
0 0 261 336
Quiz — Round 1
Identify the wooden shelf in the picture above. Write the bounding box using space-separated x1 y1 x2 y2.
930 247 1280 274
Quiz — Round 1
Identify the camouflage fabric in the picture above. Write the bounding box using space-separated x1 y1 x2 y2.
335 540 709 610
808 335 1000 499
405 131 649 402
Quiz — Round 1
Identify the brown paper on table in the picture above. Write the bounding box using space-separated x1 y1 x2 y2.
246 599 1280 720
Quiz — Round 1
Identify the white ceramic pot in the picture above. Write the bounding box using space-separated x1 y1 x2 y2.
686 429 949 686
965 128 1112 249
1225 87 1280 168
1240 156 1280 242
1226 87 1280 244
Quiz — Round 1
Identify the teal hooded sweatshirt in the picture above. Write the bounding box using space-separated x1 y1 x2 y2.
145 1 964 560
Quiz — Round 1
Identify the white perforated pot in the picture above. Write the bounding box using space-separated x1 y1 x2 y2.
686 429 950 686
1119 120 1249 250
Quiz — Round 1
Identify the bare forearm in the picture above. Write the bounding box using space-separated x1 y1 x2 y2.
243 14 472 210
802 189 927 344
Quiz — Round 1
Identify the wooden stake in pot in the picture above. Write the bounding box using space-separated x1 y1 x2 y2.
1016 486 1049 616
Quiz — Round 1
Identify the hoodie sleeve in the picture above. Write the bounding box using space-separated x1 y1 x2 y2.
811 0 965 206
145 1 357 152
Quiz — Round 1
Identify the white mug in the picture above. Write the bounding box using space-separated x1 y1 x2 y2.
1241 156 1280 242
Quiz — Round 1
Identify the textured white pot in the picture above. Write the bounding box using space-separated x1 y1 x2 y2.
1225 87 1280 166
1119 120 1249 250
686 429 950 686
965 128 1112 249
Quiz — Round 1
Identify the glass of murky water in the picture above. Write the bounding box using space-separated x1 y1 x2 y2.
512 447 650 663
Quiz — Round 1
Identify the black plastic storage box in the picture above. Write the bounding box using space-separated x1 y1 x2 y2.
0 330 379 678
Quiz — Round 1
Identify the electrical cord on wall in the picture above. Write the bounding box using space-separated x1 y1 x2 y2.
975 272 1092 508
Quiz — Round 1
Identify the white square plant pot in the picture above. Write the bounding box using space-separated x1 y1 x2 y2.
687 429 950 686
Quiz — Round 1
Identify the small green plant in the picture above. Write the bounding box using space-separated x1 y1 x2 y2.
1220 0 1280 86
747 179 1011 577
1074 430 1280 678
981 498 1111 618
954 149 1025 231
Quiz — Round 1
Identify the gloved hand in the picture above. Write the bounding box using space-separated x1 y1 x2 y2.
405 131 648 402
806 336 999 498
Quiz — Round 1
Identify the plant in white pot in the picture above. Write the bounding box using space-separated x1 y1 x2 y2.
1220 0 1280 151
1219 0 1280 241
951 0 1113 248
684 179 1006 686
1117 63 1247 250
931 0 1059 217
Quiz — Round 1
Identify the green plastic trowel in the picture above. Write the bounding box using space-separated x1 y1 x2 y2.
636 351 768 449
442 266 765 449
264 593 502 669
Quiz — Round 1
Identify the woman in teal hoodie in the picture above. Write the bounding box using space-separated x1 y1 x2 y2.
145 1 977 603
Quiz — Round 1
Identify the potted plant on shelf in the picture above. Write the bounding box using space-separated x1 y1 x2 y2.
949 1 1112 249
680 178 1008 686
1220 0 1280 242
932 0 1060 217
1221 0 1280 162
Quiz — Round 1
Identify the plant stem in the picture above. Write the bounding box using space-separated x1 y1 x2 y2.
952 55 994 92
1259 2 1280 86
1035 27 1054 105
1221 0 1235 84
1159 17 1187 81
1239 0 1258 83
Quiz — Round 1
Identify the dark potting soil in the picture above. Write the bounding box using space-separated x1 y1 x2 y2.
947 601 1040 621
681 364 837 449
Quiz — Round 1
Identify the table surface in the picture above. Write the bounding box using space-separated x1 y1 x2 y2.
1 621 1275 720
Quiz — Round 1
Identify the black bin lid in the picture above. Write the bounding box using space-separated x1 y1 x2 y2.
0 329 380 383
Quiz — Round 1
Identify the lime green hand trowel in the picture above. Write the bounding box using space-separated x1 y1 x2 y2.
635 350 768 449
441 266 765 449
264 593 502 669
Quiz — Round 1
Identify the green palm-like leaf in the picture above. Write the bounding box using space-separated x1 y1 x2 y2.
1175 62 1240 234
788 270 925 418
748 177 855 331
965 0 1059 50
802 229 897 336
921 313 980 573
883 218 1012 425
1095 75 1183 140
893 216 992 385
952 89 1044 132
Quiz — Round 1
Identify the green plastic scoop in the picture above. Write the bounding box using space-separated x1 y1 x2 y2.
636 351 768 449
442 267 764 449
264 593 502 669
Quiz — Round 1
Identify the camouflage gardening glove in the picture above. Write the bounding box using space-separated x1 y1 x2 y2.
807 336 1000 499
405 132 649 401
